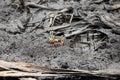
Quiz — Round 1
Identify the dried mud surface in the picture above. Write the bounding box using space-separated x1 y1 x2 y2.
0 0 120 75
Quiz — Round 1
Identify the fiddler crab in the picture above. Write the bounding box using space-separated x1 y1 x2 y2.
50 37 64 46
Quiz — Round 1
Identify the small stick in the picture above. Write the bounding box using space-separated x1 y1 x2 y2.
96 13 115 28
19 0 57 10
65 26 88 38
46 24 71 31
46 21 83 31
69 14 74 23
93 0 103 4
48 7 73 27
19 78 37 80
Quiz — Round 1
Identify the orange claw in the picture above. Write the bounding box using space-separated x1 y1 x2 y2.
50 37 64 46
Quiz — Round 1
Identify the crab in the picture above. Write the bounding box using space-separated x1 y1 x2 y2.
50 37 64 46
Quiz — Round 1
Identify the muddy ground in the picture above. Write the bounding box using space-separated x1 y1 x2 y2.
0 0 120 79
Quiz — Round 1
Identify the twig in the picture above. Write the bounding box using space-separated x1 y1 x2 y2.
46 24 71 31
65 25 88 38
92 0 104 4
19 78 37 80
98 15 114 27
0 71 59 77
48 7 73 27
69 14 74 23
18 0 57 11
46 21 83 31
100 15 120 27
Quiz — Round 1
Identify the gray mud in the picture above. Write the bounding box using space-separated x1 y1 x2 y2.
0 0 120 76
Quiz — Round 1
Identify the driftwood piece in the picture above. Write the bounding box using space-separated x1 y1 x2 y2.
0 61 120 77
0 60 120 79
0 71 59 77
0 60 52 73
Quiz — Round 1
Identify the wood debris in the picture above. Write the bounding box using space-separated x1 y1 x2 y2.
48 7 73 27
13 0 57 11
92 0 104 4
0 60 120 79
99 15 120 28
